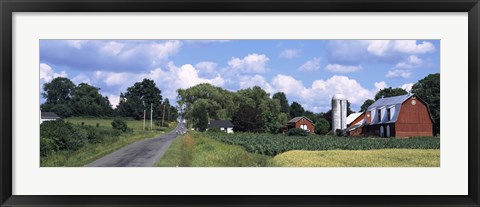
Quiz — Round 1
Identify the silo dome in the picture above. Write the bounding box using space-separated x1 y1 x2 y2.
333 93 346 100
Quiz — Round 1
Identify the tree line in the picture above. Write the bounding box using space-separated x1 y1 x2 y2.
41 77 178 123
178 73 440 136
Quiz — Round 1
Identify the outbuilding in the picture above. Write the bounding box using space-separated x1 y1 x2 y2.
286 116 314 134
208 120 234 133
346 112 365 136
363 93 433 138
40 112 60 124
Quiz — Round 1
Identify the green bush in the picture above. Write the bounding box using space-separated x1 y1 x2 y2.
49 104 73 118
207 128 222 133
315 118 330 135
40 120 88 154
287 128 309 136
111 118 128 132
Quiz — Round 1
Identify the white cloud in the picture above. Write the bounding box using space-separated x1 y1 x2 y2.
72 74 91 85
272 75 306 96
325 64 362 73
95 71 128 86
149 40 182 62
365 40 435 56
67 40 88 49
298 57 321 72
239 75 274 94
400 83 414 92
395 55 423 69
40 63 68 82
228 53 270 73
101 41 125 56
107 94 120 109
386 69 412 78
374 81 388 91
195 61 217 74
279 49 301 59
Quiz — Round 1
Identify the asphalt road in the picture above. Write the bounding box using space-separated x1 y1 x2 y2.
85 123 186 167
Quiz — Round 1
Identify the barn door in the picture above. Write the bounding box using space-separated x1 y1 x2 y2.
386 125 391 137
380 126 384 137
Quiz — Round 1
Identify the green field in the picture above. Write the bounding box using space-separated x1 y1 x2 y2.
65 117 171 131
41 117 176 167
156 132 439 167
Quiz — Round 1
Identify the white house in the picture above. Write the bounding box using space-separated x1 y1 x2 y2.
40 112 60 124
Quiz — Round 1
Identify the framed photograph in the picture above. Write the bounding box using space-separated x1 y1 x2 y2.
1 0 479 206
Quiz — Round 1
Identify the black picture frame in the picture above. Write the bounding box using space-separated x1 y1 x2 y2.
1 0 479 206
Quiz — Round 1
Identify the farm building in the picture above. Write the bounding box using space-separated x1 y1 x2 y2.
286 116 314 134
362 93 434 138
40 112 60 124
208 120 234 133
345 112 365 136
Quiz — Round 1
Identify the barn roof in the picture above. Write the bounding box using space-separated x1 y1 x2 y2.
287 116 313 124
346 112 364 125
41 112 60 119
208 120 234 128
367 94 413 111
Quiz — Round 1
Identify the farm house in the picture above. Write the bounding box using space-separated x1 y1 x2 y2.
286 116 314 134
361 93 434 138
40 112 60 124
208 120 234 133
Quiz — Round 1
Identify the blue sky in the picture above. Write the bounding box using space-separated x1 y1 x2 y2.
40 40 440 112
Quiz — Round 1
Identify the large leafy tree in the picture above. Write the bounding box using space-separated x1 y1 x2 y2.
117 79 163 120
272 92 290 114
411 73 440 135
41 77 76 117
289 102 305 118
232 104 264 133
315 117 330 135
360 99 375 112
70 83 112 116
374 87 408 100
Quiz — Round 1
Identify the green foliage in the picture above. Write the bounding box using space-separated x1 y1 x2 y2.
412 73 440 135
374 87 408 100
287 128 309 136
360 99 375 112
272 92 290 114
49 104 73 118
117 79 165 120
315 117 330 135
40 120 88 155
207 128 222 133
206 133 440 156
71 83 113 116
232 105 264 132
289 101 305 118
111 118 128 132
41 77 76 106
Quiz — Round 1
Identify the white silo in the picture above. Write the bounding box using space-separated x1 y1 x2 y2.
332 93 347 135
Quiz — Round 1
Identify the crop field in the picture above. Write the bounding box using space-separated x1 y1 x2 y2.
206 133 440 156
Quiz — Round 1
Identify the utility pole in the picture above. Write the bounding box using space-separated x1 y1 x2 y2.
143 100 146 131
162 104 166 127
150 103 153 131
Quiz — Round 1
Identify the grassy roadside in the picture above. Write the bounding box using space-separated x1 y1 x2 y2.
41 118 177 167
155 132 271 167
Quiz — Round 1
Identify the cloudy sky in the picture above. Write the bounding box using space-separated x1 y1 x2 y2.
40 40 440 112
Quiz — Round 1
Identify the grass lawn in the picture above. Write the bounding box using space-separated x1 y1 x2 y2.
270 149 440 167
155 132 271 167
65 117 172 131
41 117 177 167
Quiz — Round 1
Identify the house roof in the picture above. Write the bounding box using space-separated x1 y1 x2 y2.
208 120 234 128
346 112 364 125
41 112 60 119
287 116 313 124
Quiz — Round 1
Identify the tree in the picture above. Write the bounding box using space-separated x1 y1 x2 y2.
117 79 163 120
411 73 440 135
360 99 375 112
346 101 354 116
314 117 330 135
272 92 290 114
41 77 76 116
289 102 305 118
232 105 264 132
70 83 112 116
374 87 408 100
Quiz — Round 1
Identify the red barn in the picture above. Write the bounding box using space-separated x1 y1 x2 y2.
286 116 315 134
363 93 433 138
346 112 365 136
